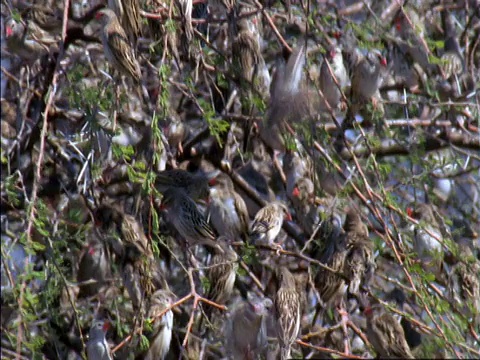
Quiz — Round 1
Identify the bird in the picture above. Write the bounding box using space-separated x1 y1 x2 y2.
77 235 111 298
364 304 414 359
144 289 175 360
408 203 443 264
86 319 113 360
345 49 387 127
314 219 348 309
204 237 238 315
93 205 166 308
447 243 480 324
163 112 187 155
249 201 292 249
274 267 301 360
318 45 348 110
160 188 219 250
387 288 422 350
259 43 307 152
207 173 249 241
232 17 270 113
343 208 375 296
226 297 273 360
155 169 214 201
95 8 142 82
108 0 141 45
4 18 49 61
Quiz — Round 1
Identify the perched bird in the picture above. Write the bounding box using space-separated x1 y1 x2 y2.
226 297 273 360
207 173 249 240
86 320 112 360
387 288 422 350
408 203 443 264
144 289 174 360
274 267 301 360
160 188 218 250
93 205 166 308
364 304 414 359
155 169 214 201
249 201 292 249
232 17 270 113
205 237 238 314
108 0 141 44
394 6 433 73
343 208 375 296
447 243 480 324
163 112 187 155
318 46 348 110
95 8 142 82
344 48 387 127
77 235 111 298
4 18 49 61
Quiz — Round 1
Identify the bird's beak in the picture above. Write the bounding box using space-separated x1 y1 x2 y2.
102 321 110 332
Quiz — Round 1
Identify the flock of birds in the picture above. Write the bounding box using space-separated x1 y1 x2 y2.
1 0 479 359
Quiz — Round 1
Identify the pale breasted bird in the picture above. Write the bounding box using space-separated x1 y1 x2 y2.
318 45 348 111
274 267 301 360
144 289 175 360
347 49 387 120
249 201 292 249
86 319 113 360
207 173 249 241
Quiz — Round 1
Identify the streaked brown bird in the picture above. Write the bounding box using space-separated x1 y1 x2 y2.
364 304 414 359
108 0 141 44
274 267 301 360
343 208 375 296
160 188 219 250
205 237 238 314
249 201 291 249
96 8 142 82
93 205 166 308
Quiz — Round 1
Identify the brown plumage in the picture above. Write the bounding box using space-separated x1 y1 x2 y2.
205 237 238 314
249 201 291 247
207 173 249 240
343 208 375 296
160 188 218 250
314 222 348 308
364 305 414 359
93 205 166 308
108 0 141 44
144 290 174 360
96 8 142 82
274 267 301 360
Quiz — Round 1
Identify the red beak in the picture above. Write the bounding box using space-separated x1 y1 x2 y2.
6 26 13 37
88 246 95 256
102 321 110 332
285 212 292 221
406 207 414 218
292 187 300 198
380 57 387 67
